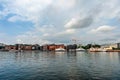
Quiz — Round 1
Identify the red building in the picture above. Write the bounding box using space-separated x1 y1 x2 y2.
5 44 38 51
42 44 65 51
5 45 16 50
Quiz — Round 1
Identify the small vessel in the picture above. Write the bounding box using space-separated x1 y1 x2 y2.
76 48 85 51
55 47 65 52
89 48 106 52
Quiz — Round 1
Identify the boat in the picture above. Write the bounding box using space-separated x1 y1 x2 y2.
55 47 66 52
89 48 106 52
76 48 85 51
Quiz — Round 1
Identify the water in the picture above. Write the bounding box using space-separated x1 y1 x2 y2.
0 51 120 80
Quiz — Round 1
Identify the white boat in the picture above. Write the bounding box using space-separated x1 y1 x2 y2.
89 48 106 52
55 47 65 52
76 48 85 51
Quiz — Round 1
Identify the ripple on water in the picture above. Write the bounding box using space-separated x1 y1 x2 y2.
0 51 120 80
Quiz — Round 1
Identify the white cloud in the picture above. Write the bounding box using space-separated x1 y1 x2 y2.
36 25 55 33
53 0 76 9
0 8 10 19
65 16 93 29
16 33 52 45
65 18 78 28
90 25 116 33
1 0 120 44
56 29 75 36
1 0 52 23
98 0 120 19
1 0 76 23
15 24 76 44
8 15 26 22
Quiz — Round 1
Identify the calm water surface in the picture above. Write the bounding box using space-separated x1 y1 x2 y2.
0 51 120 80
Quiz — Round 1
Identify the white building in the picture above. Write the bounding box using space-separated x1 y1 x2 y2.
101 43 119 50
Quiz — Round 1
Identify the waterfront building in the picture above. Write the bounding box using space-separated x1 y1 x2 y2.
101 43 117 50
42 44 49 51
42 44 65 51
4 44 41 51
99 43 120 51
117 43 120 48
5 45 16 50
66 44 77 51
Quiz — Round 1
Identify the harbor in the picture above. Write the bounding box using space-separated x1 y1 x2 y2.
1 43 120 52
0 0 120 79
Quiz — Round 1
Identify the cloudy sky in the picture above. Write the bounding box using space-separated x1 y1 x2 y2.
0 0 120 45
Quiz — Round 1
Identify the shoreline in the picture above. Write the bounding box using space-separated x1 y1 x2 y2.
1 49 120 52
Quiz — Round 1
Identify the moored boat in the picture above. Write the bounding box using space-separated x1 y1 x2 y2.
76 48 85 51
89 48 106 52
55 47 65 52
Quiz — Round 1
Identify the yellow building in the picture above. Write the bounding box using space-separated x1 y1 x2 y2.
101 43 118 50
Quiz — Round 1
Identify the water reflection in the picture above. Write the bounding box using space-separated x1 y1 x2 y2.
0 51 120 80
67 51 76 57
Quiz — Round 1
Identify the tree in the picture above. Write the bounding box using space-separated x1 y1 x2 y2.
92 44 101 48
81 44 92 50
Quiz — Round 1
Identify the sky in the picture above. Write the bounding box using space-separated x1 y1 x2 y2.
0 0 120 45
